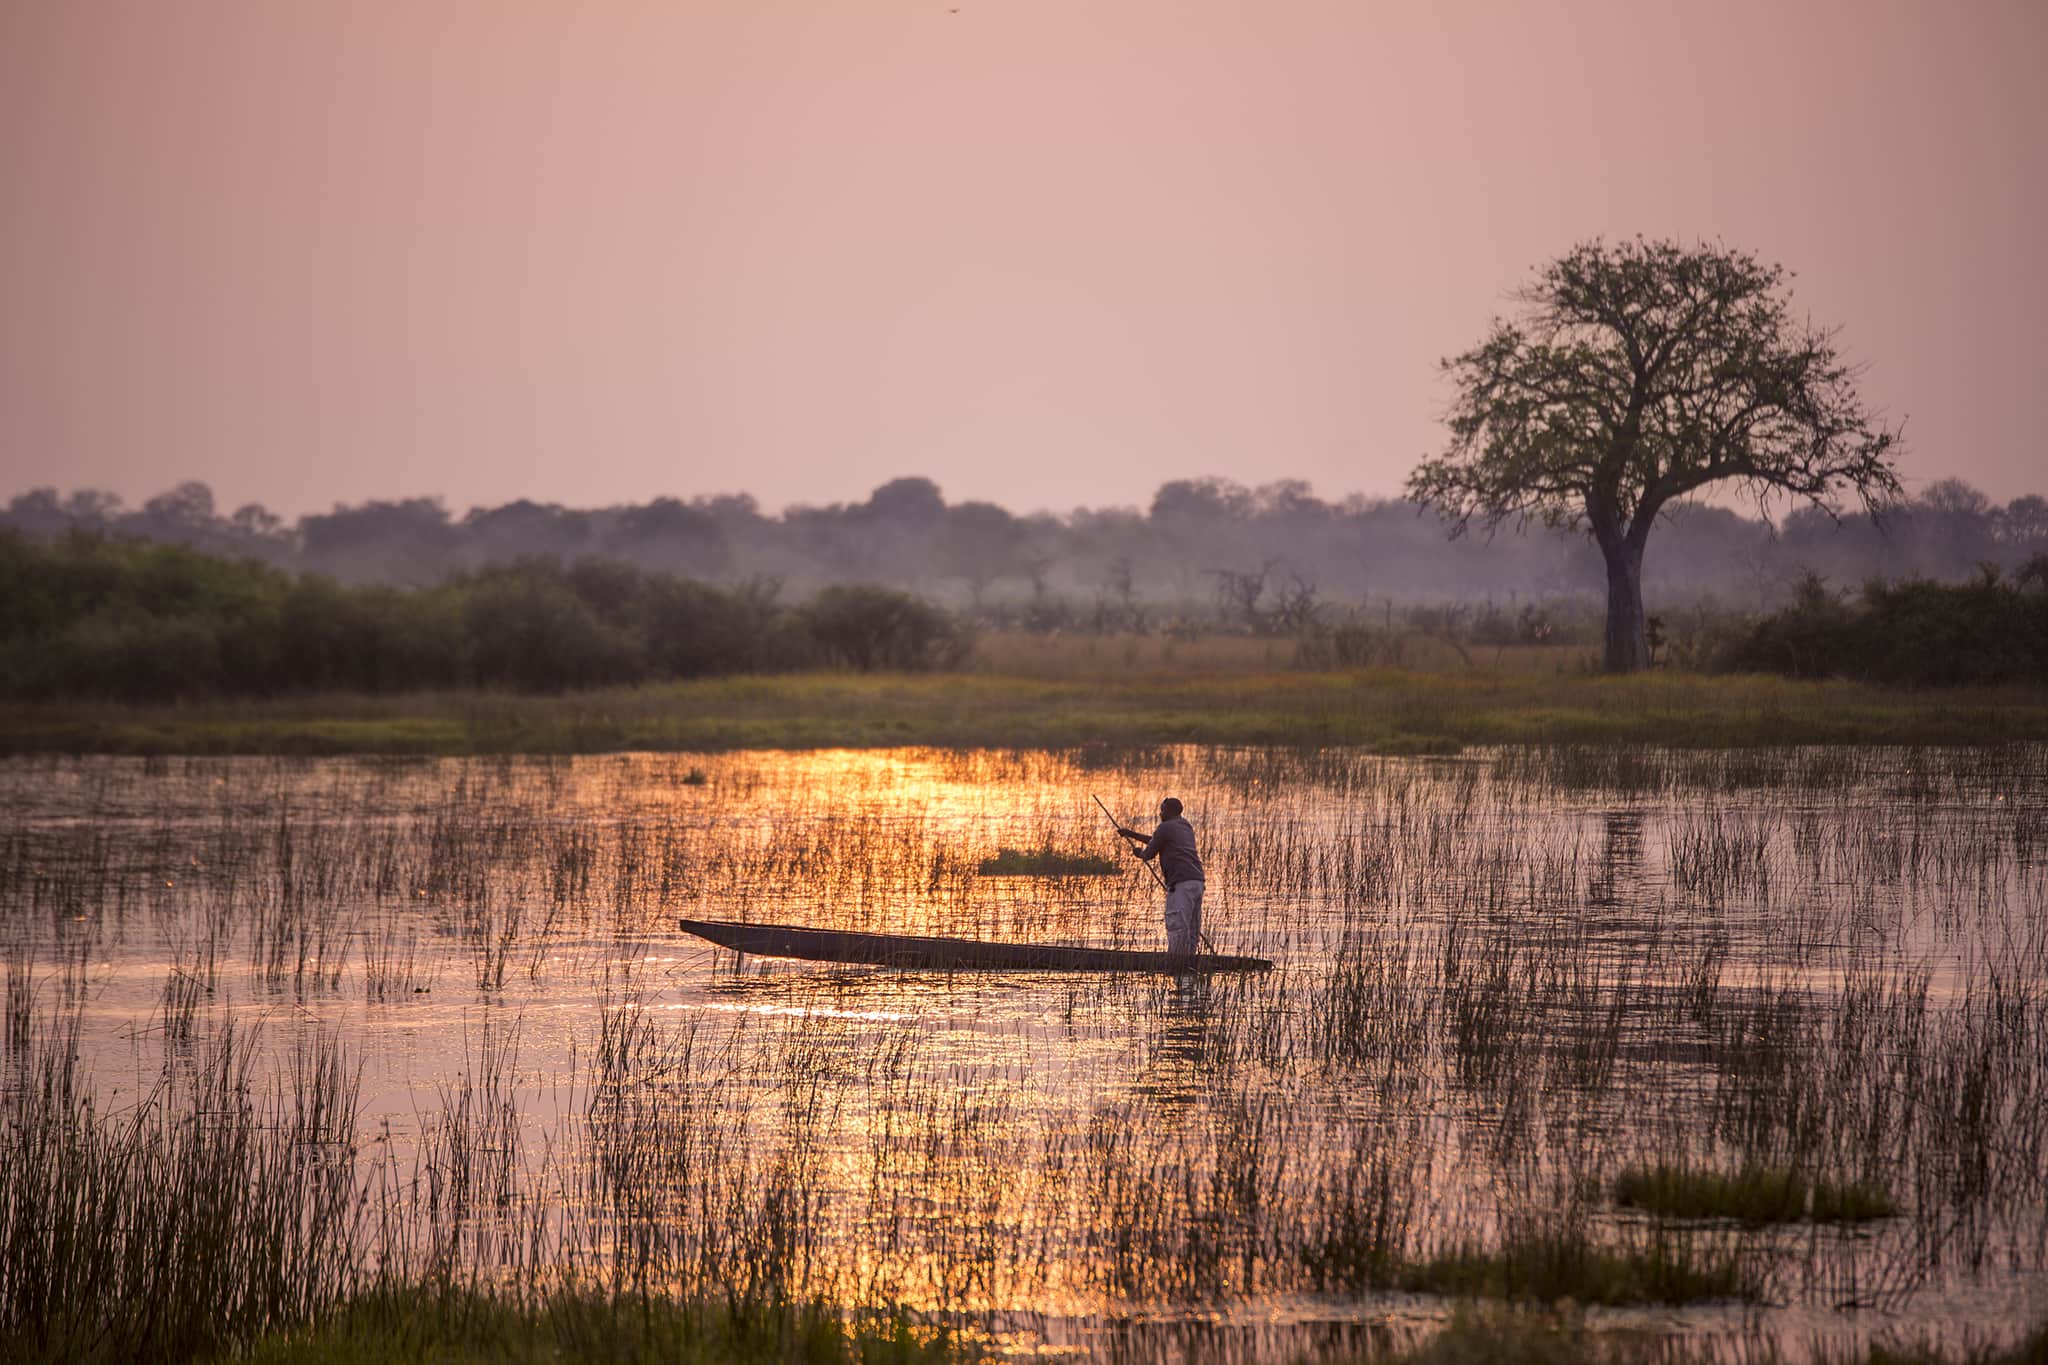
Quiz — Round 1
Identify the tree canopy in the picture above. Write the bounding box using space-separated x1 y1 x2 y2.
1409 238 1904 670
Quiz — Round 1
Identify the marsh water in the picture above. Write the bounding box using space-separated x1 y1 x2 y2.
4 746 2045 1359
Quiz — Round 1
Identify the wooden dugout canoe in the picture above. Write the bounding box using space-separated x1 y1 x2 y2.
677 917 1272 974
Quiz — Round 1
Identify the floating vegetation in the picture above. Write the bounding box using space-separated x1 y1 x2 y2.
975 845 1122 877
1613 1164 1898 1226
1398 1232 1757 1307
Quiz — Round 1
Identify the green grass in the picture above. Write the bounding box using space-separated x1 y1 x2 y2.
1613 1165 1898 1225
5 668 2046 756
1299 1228 1757 1307
1322 1312 2048 1365
232 1300 2048 1365
229 1288 970 1365
975 846 1123 876
1395 1232 1756 1306
229 1302 2048 1365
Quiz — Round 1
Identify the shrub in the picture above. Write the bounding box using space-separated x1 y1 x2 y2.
459 566 646 693
1717 570 2048 686
0 534 976 700
802 585 973 672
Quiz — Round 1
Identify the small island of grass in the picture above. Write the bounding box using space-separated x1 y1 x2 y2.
1613 1164 1897 1226
975 846 1123 877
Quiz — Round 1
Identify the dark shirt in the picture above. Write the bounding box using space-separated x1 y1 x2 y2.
1137 816 1204 888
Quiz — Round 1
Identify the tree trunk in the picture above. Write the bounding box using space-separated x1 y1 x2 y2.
1601 540 1650 673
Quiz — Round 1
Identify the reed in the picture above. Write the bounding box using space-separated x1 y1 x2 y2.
231 1288 972 1365
1399 1230 1756 1306
1613 1165 1897 1226
975 846 1122 877
1 743 2043 1361
0 1014 368 1363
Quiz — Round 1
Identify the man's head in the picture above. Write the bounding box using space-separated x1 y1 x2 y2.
1159 797 1183 820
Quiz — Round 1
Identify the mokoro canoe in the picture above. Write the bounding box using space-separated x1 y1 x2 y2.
677 917 1272 974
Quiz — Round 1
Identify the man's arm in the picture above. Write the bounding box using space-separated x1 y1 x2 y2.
1119 826 1162 860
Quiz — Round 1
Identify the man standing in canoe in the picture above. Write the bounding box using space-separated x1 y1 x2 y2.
1117 798 1205 956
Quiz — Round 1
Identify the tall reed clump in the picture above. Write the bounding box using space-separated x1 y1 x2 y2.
0 1011 368 1363
1613 1164 1896 1226
230 1288 969 1365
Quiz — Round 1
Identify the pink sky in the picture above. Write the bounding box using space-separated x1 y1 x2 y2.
2 0 2042 518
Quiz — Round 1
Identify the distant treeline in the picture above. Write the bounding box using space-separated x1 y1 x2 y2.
6 475 2046 624
0 534 969 701
5 533 2044 698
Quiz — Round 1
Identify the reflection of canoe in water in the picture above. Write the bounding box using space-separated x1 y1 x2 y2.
677 917 1272 974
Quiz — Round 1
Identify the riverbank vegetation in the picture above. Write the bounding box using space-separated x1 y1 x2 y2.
0 533 969 701
11 473 2044 626
4 667 2045 756
6 533 2047 756
1719 567 2048 687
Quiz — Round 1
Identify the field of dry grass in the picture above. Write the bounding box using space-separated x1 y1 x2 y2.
967 630 1598 679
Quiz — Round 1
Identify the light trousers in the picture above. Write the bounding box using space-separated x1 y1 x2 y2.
1164 880 1205 957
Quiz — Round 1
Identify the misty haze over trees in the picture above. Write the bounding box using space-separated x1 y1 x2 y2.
6 475 2045 630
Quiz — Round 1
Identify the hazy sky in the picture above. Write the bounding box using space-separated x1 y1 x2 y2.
3 1 2042 519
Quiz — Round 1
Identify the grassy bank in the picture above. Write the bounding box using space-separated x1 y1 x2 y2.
219 1296 2048 1365
3 667 2046 756
232 1291 963 1365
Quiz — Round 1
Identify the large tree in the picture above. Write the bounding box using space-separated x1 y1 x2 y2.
1408 239 1903 671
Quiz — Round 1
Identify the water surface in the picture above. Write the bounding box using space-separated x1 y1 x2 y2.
3 746 2043 1358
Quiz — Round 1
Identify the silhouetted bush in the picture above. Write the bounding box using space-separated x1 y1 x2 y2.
1717 570 2048 686
460 569 646 693
0 533 969 700
274 577 468 693
568 561 801 678
802 585 973 672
